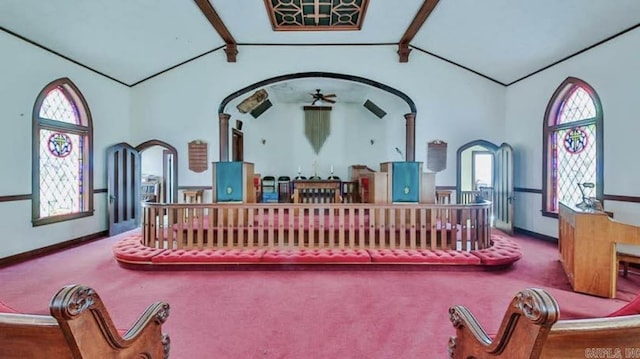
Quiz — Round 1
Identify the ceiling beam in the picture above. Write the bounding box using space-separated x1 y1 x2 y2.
193 0 238 62
397 0 440 63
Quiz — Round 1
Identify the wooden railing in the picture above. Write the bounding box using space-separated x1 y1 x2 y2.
459 187 494 205
141 202 492 252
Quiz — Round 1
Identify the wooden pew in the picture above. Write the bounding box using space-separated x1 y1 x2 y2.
0 284 170 359
448 288 640 359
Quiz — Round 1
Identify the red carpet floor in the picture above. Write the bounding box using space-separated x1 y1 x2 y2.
0 229 638 358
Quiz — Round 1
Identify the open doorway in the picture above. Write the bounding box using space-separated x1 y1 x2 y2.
456 140 515 235
472 151 494 192
137 140 178 204
107 140 178 236
457 140 498 203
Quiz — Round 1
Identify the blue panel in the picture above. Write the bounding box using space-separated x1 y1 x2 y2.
392 162 420 202
262 192 279 203
216 162 243 202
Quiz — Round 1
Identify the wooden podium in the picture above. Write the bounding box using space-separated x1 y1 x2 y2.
380 161 435 204
211 161 255 203
558 202 640 298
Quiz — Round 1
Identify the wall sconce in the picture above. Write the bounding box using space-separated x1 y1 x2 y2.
261 138 266 145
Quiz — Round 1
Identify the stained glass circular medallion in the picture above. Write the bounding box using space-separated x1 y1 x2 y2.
48 132 73 158
563 127 588 154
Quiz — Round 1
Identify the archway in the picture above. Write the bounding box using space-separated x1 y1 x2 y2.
217 72 417 163
136 139 179 204
456 139 499 203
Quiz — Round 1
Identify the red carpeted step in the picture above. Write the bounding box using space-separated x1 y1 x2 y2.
471 234 522 265
151 248 266 263
367 249 481 264
262 248 371 263
112 235 166 263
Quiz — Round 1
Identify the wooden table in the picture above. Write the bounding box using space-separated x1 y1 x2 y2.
292 180 341 203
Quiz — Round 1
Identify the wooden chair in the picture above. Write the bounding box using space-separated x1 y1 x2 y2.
449 287 640 359
0 284 170 359
617 243 640 277
277 176 291 203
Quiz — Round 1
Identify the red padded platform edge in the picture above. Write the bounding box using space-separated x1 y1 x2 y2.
151 249 266 263
112 235 166 263
262 249 372 263
470 234 522 265
367 249 481 264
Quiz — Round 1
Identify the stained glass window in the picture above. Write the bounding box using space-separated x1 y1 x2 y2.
32 79 93 225
543 78 602 214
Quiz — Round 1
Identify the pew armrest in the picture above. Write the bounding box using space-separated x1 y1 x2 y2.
448 288 560 359
49 284 171 359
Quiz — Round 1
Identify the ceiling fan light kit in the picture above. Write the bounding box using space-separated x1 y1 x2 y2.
311 89 337 106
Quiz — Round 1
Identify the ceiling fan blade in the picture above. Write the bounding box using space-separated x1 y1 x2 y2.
311 99 318 105
324 98 336 104
323 94 336 98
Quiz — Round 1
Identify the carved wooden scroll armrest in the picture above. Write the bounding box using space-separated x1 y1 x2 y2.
448 288 560 359
49 284 170 359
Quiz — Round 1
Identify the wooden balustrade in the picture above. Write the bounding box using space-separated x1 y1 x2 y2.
459 187 493 204
141 202 492 252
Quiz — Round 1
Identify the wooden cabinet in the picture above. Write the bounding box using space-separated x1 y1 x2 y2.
360 172 388 204
558 202 640 298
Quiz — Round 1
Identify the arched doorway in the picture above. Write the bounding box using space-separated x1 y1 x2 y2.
217 72 418 167
456 140 515 235
107 139 178 236
456 139 499 203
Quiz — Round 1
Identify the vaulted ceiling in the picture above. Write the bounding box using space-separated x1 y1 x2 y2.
1 0 639 87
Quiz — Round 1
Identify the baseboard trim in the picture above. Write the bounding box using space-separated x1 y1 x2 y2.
514 227 557 243
0 230 108 268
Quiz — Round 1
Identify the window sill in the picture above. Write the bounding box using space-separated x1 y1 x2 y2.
32 210 94 227
541 210 559 219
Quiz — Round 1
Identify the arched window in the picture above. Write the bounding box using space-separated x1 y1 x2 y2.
542 77 603 216
32 78 93 226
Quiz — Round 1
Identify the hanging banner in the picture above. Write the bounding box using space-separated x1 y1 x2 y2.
188 140 208 173
427 140 447 172
303 106 332 154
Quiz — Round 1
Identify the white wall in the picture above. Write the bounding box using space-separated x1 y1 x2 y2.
131 45 506 190
1 38 508 259
0 31 132 258
505 27 640 236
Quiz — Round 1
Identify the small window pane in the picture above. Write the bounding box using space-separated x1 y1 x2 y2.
553 124 597 211
545 80 601 214
39 87 79 124
39 129 83 217
558 87 596 124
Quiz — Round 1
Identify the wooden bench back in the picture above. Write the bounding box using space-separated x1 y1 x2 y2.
541 315 640 358
0 284 170 359
449 288 640 359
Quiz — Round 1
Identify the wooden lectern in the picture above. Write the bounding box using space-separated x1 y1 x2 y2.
380 161 435 204
558 202 640 298
211 161 255 203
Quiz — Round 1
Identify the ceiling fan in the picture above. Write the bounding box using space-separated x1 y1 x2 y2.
310 89 336 105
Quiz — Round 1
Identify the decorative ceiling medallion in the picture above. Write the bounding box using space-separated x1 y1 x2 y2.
264 0 369 31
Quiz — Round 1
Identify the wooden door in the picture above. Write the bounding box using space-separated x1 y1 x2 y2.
107 143 141 236
494 143 514 235
232 128 243 161
162 149 175 203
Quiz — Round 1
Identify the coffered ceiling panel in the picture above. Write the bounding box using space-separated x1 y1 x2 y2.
210 0 425 44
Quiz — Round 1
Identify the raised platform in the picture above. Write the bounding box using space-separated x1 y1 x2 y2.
113 232 521 270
